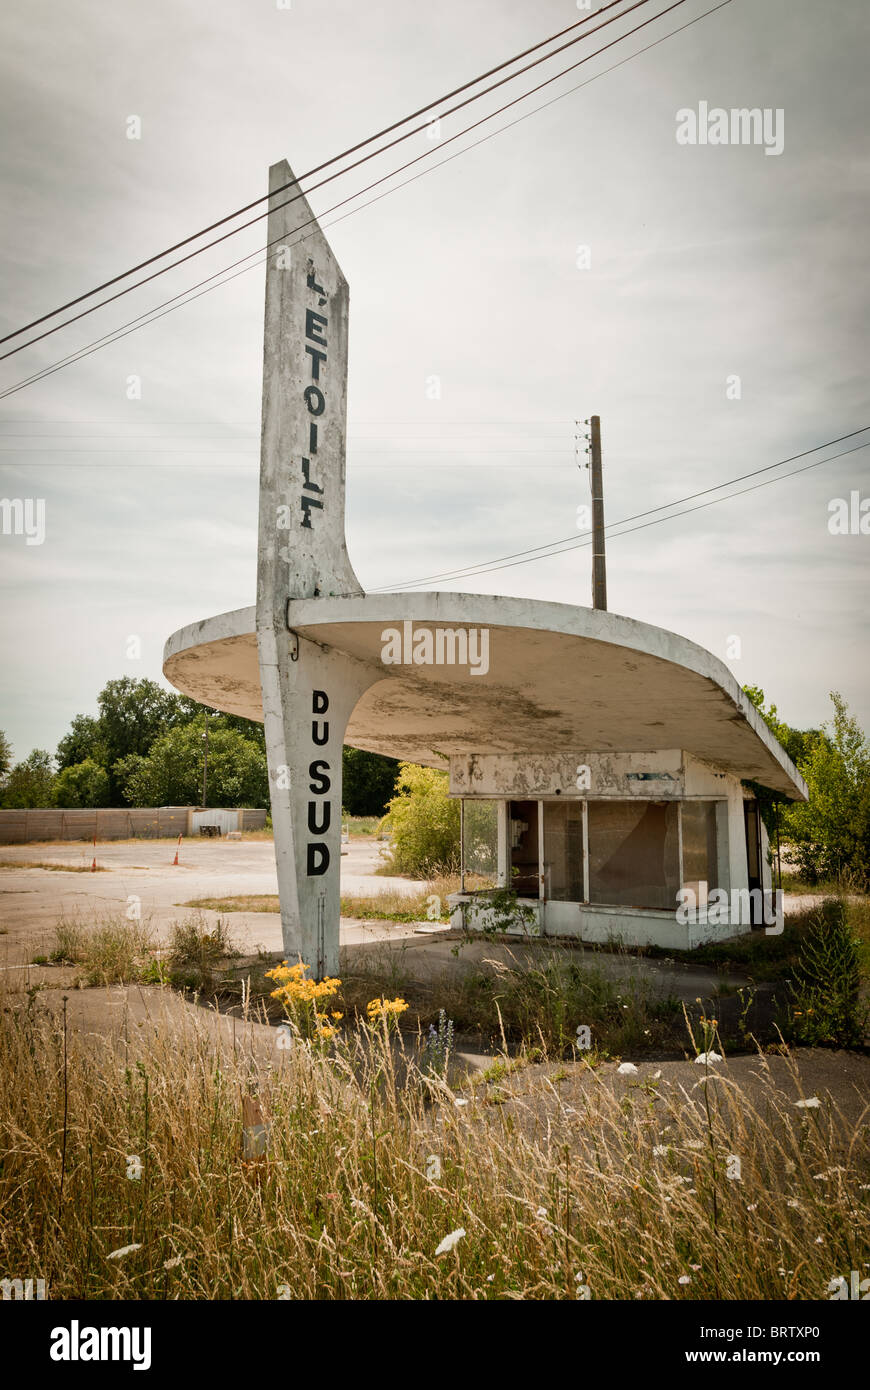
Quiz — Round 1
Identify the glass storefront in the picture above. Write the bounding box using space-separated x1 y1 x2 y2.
461 797 721 911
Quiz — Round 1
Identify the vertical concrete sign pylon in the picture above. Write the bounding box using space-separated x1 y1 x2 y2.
256 160 372 976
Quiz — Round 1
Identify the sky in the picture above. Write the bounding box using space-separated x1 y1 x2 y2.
1 0 868 764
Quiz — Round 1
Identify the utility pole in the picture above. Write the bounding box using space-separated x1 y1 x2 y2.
201 711 209 808
589 414 607 611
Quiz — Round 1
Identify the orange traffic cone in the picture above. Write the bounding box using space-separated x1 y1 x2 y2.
172 833 182 866
91 834 97 872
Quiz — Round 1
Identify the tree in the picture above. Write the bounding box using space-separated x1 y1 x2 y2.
115 718 269 808
56 714 107 770
0 730 11 782
744 686 870 885
1 750 56 808
53 758 110 808
786 694 870 884
173 697 266 752
743 686 825 767
98 677 180 766
381 763 460 876
55 684 267 805
341 748 399 817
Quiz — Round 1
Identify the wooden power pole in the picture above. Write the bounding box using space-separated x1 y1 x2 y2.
589 415 607 611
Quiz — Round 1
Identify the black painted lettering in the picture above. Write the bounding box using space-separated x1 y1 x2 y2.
307 843 330 876
300 495 323 527
312 720 329 746
305 345 327 381
308 760 331 794
302 458 322 493
308 800 331 835
304 385 325 416
305 309 328 345
312 691 329 713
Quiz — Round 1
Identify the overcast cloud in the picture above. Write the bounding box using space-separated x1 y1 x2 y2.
1 0 868 761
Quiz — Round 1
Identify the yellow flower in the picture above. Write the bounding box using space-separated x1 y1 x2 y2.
366 996 409 1021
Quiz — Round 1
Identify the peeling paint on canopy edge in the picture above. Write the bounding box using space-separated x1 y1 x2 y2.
161 592 807 802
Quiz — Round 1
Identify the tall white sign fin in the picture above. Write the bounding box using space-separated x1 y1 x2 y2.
255 160 369 974
257 158 363 614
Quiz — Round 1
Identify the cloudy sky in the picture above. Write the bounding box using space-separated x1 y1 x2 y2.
1 0 867 763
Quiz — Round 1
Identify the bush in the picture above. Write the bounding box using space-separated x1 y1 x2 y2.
380 763 460 877
785 899 866 1047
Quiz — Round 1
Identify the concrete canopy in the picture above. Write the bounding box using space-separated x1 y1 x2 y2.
163 591 807 801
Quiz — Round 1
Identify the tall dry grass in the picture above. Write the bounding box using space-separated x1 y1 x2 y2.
0 974 867 1300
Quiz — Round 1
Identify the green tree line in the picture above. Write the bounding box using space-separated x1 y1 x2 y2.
0 677 398 816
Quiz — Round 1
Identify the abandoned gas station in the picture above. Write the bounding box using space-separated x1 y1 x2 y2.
164 159 807 975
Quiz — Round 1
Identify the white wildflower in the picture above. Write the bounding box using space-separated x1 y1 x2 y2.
107 1243 141 1261
694 1052 722 1065
435 1227 466 1256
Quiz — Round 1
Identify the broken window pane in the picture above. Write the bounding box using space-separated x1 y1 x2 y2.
681 801 720 905
587 801 680 910
461 799 498 882
542 800 584 901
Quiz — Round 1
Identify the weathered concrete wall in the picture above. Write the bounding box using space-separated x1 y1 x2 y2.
449 893 754 950
0 806 222 843
449 750 685 798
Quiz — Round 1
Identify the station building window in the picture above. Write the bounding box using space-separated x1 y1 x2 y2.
542 800 584 901
680 800 719 906
587 801 680 911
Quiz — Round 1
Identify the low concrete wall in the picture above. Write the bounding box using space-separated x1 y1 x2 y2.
449 891 758 950
0 806 267 844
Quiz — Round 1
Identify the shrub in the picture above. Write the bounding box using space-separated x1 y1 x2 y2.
785 899 866 1047
380 763 460 877
167 915 238 993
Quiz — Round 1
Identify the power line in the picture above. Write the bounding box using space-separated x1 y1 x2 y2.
0 0 653 359
0 0 725 401
374 429 870 589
